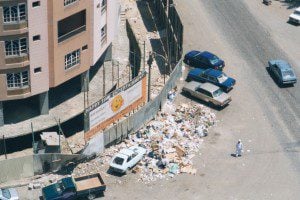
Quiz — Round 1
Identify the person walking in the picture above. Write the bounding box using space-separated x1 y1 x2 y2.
235 139 244 157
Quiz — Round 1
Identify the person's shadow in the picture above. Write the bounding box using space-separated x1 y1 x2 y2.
230 153 241 157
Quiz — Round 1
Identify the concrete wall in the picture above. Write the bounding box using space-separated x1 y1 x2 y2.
0 153 80 184
84 59 183 156
0 155 34 184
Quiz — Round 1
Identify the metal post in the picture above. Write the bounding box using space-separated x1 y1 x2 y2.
58 119 61 153
31 122 35 153
3 135 7 159
147 53 153 102
148 65 151 102
112 60 114 86
117 61 120 87
166 0 170 74
143 41 146 71
133 51 136 78
103 63 106 96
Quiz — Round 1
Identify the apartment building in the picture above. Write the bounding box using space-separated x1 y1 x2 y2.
0 0 120 126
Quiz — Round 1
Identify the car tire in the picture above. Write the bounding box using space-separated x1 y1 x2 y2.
186 77 191 82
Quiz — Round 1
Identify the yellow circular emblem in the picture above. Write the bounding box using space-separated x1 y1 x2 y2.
111 95 124 112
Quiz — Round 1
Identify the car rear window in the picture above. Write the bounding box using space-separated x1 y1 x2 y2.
113 157 124 165
282 70 294 78
210 56 220 65
217 74 228 83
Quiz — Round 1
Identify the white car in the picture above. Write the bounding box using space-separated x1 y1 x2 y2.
289 7 300 25
0 188 19 200
109 146 146 174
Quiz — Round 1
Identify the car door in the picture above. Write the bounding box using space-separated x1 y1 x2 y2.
208 76 217 85
200 73 208 82
126 156 132 168
195 88 208 101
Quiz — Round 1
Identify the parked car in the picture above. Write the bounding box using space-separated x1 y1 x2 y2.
42 173 106 200
288 7 300 25
268 60 297 86
182 81 232 108
0 188 19 200
184 50 225 70
186 68 236 92
110 146 147 174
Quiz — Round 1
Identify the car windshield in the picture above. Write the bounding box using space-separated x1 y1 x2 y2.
2 189 11 199
212 88 224 97
295 11 300 15
113 157 124 165
209 55 220 65
282 70 294 78
217 74 228 83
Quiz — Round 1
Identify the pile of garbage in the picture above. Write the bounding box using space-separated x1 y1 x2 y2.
100 102 216 183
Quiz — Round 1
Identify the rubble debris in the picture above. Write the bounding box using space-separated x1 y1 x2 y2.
96 103 216 183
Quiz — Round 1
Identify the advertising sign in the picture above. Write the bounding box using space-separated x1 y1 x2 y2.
85 72 147 140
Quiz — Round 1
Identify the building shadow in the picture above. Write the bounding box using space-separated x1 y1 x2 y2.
3 95 40 124
49 75 81 109
136 1 157 32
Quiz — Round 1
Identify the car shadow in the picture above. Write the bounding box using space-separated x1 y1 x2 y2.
266 67 295 88
106 168 126 177
180 91 228 111
286 20 300 26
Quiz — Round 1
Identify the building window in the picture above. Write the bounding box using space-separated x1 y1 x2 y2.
64 0 78 6
34 67 42 73
32 1 40 7
6 71 29 89
3 4 26 23
101 0 107 14
58 10 86 43
5 38 28 57
65 49 80 70
101 24 107 46
33 35 41 41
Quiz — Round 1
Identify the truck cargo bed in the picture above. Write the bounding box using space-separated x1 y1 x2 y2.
76 177 102 191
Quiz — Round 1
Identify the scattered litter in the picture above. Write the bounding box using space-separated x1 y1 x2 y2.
98 103 216 183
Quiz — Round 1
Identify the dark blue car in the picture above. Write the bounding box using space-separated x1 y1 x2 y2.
184 50 225 70
187 68 236 92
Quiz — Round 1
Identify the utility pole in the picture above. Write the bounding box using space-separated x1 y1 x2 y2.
117 61 120 87
147 52 153 102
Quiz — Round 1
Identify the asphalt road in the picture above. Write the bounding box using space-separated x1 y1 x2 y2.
173 0 300 199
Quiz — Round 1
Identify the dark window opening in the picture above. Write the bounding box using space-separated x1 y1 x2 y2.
82 45 88 51
34 67 42 73
33 35 40 41
58 10 86 43
32 1 40 7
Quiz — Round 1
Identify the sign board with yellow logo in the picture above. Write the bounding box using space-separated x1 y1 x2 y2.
85 72 147 140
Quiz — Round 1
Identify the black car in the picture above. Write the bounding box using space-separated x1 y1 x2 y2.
184 50 225 71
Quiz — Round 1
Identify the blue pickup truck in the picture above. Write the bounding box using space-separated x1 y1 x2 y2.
187 68 236 92
42 173 106 200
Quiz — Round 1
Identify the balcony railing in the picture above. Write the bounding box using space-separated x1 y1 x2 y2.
58 25 86 43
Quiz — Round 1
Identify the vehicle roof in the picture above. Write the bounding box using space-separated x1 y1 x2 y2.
296 7 300 12
205 68 223 77
200 82 220 92
270 60 292 70
199 51 216 59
